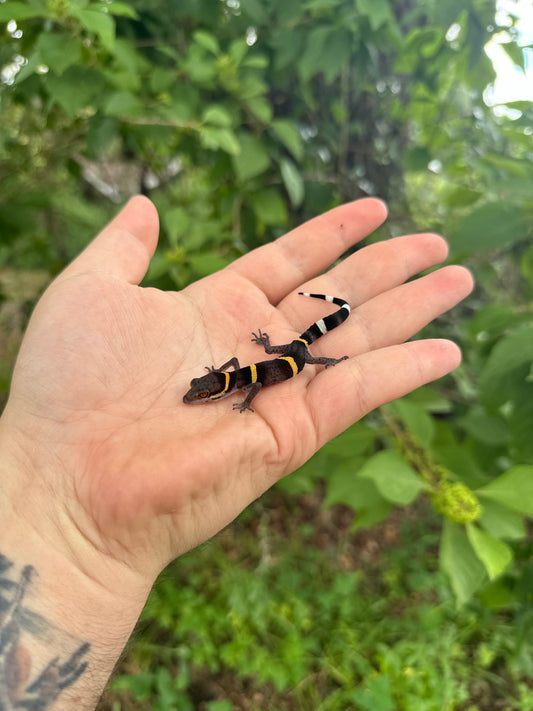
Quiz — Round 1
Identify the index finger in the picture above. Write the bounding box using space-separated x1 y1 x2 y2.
227 198 388 304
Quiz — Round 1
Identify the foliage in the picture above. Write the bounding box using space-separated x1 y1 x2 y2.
1 0 533 608
108 509 533 709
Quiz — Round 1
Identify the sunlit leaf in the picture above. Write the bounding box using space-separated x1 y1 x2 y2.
477 466 533 516
440 521 487 606
271 120 304 161
74 9 116 50
479 499 526 541
94 1 138 19
466 524 513 580
280 159 304 207
357 451 426 505
193 30 220 55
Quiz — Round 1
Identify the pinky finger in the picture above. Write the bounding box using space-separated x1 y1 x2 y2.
308 339 461 447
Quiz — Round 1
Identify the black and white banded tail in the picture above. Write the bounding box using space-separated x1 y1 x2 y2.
298 292 351 345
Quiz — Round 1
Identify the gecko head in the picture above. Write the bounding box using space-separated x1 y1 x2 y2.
183 372 228 404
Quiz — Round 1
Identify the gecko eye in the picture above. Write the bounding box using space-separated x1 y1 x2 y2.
197 391 210 399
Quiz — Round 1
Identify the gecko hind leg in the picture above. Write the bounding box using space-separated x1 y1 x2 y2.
305 354 349 368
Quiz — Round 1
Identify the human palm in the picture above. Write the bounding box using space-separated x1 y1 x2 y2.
1 196 472 587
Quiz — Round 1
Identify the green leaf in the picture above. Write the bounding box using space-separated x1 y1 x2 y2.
112 671 153 698
241 0 269 24
350 675 395 711
280 158 304 207
200 127 240 155
444 186 483 208
193 30 220 55
74 9 116 50
433 443 488 489
449 202 529 256
479 499 526 541
322 29 352 84
324 460 392 531
323 458 369 510
440 520 487 605
242 54 269 69
237 73 267 100
271 120 304 161
478 578 517 609
323 422 377 458
94 1 138 19
85 116 118 157
386 399 435 447
432 0 470 28
229 38 249 65
277 450 329 494
271 28 304 71
298 26 331 82
458 406 508 446
396 27 444 72
162 206 189 245
207 701 233 711
357 451 426 505
466 524 513 580
466 10 487 69
508 393 533 462
202 105 233 128
250 189 288 226
111 37 149 72
188 253 231 276
521 243 533 286
479 328 533 408
356 0 393 30
404 146 431 172
407 387 452 414
35 32 81 75
245 97 272 123
468 304 530 343
181 45 217 83
232 134 270 182
149 68 176 93
46 67 106 116
477 466 533 516
104 91 143 117
0 2 46 21
351 499 393 531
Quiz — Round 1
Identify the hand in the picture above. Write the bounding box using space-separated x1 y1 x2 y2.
0 196 473 595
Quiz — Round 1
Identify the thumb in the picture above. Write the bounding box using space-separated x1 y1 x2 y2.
62 195 159 285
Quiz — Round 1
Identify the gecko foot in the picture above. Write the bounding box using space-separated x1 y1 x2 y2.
233 401 254 414
251 329 270 348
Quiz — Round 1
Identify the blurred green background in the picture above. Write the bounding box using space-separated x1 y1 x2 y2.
1 0 533 708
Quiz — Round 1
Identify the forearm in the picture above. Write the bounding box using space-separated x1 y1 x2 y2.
0 442 150 710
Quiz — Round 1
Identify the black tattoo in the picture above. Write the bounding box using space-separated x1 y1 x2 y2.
0 553 90 710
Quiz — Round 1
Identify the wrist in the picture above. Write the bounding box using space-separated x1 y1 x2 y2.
0 422 152 709
0 508 149 710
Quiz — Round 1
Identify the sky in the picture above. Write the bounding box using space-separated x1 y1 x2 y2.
485 0 533 104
